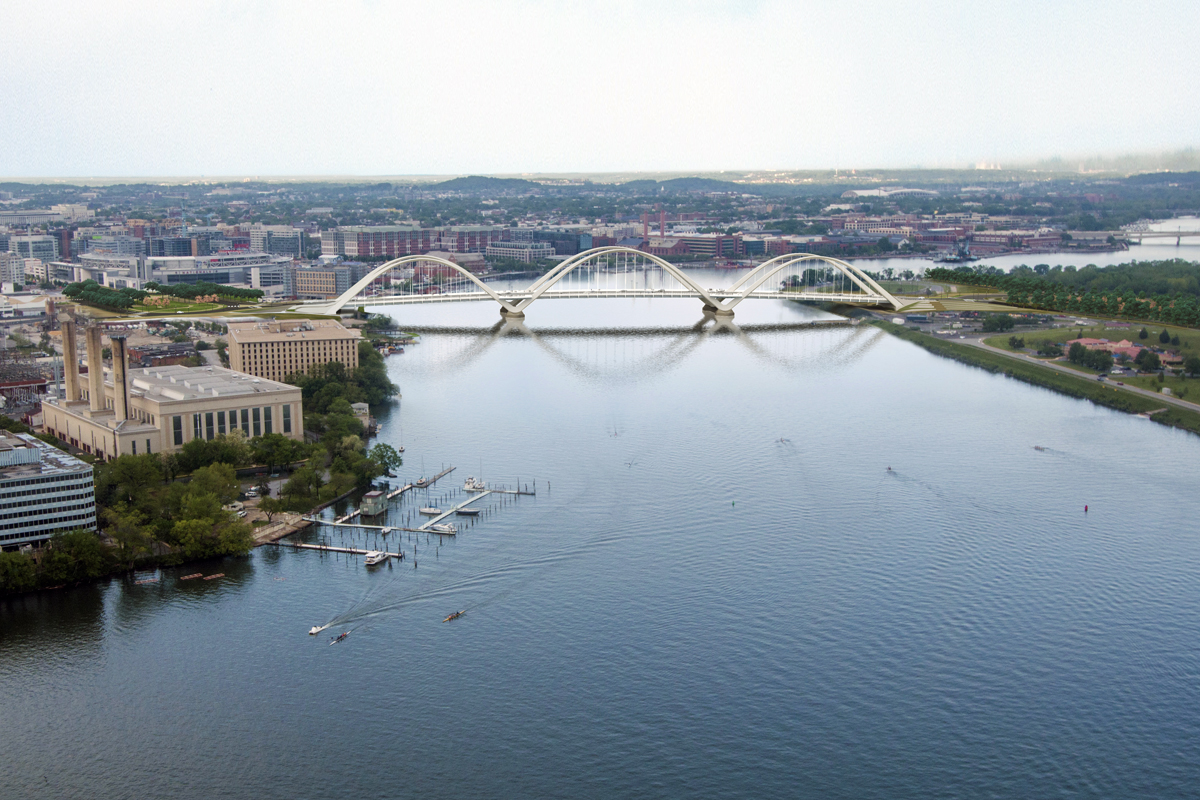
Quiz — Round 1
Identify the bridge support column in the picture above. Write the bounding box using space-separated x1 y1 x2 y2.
499 307 525 319
703 304 734 317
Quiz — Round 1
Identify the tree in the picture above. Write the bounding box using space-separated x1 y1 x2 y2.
369 443 403 473
981 314 1015 332
1184 356 1200 377
250 433 304 473
1159 329 1171 344
258 496 283 522
1135 349 1161 372
0 551 37 592
189 463 240 504
1007 336 1025 350
1139 327 1149 340
1068 342 1087 363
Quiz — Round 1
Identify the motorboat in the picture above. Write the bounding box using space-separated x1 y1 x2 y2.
463 476 486 492
455 508 480 517
430 523 457 535
308 625 329 636
364 551 389 566
443 610 466 622
419 507 441 516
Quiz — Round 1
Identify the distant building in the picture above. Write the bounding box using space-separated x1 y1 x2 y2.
293 265 354 298
227 319 361 382
0 430 96 550
485 241 555 263
8 235 58 263
249 225 304 258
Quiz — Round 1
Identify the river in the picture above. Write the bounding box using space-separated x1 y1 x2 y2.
3 295 1200 799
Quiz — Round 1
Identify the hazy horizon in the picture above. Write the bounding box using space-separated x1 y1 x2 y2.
3 1 1199 178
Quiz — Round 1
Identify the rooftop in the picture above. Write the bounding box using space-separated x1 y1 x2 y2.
0 431 92 479
227 319 360 345
117 364 299 404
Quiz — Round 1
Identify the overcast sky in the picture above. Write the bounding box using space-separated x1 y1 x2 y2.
3 0 1197 178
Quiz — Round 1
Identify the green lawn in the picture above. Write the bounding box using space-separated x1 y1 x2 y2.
135 299 223 314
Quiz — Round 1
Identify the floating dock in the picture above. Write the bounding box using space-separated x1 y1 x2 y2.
413 466 455 488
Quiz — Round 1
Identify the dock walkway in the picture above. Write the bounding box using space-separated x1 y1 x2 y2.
268 541 405 560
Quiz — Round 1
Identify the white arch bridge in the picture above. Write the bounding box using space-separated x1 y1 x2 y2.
295 247 904 317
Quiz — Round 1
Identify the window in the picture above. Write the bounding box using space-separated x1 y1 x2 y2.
146 439 152 454
264 407 272 435
282 404 291 434
193 413 203 440
241 408 250 435
252 407 261 437
217 411 226 435
131 440 137 455
206 412 215 440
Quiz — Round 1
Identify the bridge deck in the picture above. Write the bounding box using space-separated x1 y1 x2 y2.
302 290 890 308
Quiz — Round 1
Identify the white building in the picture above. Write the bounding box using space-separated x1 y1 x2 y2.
0 431 96 550
485 241 555 263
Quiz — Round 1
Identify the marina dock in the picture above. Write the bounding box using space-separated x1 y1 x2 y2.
414 466 456 488
271 541 404 559
415 491 491 531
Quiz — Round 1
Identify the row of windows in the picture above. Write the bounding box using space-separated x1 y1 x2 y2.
0 491 95 512
0 517 96 540
0 479 93 501
0 474 92 492
173 404 292 445
0 502 96 529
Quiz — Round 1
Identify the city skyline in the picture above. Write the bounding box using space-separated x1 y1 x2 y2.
3 0 1199 177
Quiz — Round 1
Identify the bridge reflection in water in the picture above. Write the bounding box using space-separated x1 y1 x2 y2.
391 315 889 385
297 247 904 317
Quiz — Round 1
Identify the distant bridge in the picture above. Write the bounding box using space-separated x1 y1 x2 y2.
1119 230 1200 244
295 247 904 317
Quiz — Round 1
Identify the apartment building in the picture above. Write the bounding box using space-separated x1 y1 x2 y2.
227 319 361 382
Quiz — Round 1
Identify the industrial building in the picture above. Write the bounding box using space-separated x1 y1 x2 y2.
41 315 304 461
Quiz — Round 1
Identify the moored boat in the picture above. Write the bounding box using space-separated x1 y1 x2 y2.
455 508 480 517
430 523 457 535
419 507 441 516
463 476 486 492
364 551 389 565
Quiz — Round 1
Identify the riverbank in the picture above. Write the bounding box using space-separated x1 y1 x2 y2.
869 320 1200 436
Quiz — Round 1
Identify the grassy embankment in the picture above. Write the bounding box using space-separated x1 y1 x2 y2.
870 320 1200 436
985 322 1200 398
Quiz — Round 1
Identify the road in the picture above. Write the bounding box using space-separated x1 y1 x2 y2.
956 333 1200 414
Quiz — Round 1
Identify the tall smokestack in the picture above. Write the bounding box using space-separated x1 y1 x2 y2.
109 333 129 422
642 213 648 240
58 312 80 402
660 206 666 237
85 325 104 412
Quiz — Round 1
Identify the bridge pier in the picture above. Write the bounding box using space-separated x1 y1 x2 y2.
499 307 525 319
703 304 735 317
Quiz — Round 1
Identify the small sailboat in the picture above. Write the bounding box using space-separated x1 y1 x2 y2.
443 610 466 622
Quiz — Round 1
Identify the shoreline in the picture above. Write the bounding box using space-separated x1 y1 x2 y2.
868 319 1200 437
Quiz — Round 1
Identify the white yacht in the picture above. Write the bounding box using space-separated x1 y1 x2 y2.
419 507 441 516
364 551 389 565
430 523 457 535
463 477 487 492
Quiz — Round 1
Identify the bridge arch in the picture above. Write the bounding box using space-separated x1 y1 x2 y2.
306 245 903 316
307 254 523 316
722 253 902 310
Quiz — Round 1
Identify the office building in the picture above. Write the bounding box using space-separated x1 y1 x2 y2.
293 265 354 299
485 240 555 263
227 319 361 382
0 430 96 550
42 316 304 461
8 235 58 263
